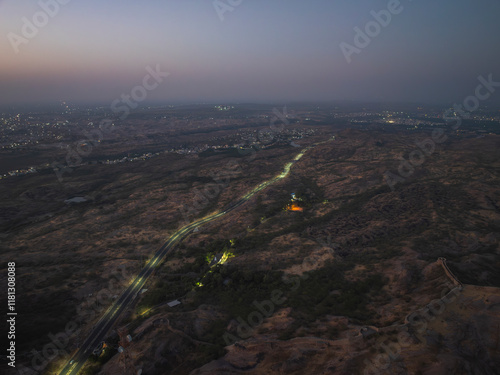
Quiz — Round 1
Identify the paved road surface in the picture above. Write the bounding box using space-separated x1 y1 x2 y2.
58 144 317 375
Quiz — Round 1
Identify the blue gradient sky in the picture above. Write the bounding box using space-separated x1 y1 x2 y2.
1 0 499 105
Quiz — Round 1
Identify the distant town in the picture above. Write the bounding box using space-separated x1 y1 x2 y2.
1 103 499 180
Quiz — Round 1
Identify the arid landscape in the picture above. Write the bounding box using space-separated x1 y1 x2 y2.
1 106 499 374
2 2 500 374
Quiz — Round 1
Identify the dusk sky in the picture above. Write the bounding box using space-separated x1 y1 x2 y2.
1 0 499 106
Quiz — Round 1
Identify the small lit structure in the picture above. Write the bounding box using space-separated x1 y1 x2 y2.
167 300 181 308
286 203 303 212
208 250 234 267
209 253 224 267
64 197 87 204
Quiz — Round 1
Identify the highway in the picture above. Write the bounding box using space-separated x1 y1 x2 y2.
58 144 316 375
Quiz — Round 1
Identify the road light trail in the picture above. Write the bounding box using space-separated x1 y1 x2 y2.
57 141 325 375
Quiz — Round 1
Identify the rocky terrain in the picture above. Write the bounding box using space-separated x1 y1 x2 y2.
1 125 499 375
97 130 499 374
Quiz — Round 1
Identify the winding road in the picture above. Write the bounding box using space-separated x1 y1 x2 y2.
58 143 318 375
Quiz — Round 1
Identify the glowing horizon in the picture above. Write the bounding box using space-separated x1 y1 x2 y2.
1 0 499 106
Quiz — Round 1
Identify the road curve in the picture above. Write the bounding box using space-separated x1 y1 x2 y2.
58 143 320 375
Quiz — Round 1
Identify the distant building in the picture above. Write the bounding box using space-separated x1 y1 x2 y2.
64 197 87 204
167 300 181 308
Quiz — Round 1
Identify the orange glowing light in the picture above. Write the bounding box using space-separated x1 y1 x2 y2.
287 204 303 212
